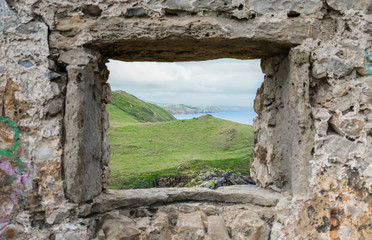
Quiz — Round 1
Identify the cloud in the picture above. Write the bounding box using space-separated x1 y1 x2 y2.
107 59 264 107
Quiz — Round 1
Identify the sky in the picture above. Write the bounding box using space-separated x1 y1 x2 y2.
107 59 264 107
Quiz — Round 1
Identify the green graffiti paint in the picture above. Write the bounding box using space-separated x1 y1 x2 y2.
0 116 24 178
0 117 20 154
0 117 27 232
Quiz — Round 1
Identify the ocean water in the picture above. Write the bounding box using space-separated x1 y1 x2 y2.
173 110 257 125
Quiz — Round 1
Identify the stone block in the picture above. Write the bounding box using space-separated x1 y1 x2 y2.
248 0 322 14
326 0 372 11
177 211 205 239
100 216 139 240
206 216 230 240
63 62 104 203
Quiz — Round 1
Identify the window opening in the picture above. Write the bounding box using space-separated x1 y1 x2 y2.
106 59 264 189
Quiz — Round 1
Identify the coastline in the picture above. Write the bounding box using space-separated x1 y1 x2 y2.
173 110 257 125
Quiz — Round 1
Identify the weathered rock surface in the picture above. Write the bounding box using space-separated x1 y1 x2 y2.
1 0 371 239
100 213 140 239
79 185 284 217
176 211 206 239
326 0 372 12
87 202 277 240
206 216 230 240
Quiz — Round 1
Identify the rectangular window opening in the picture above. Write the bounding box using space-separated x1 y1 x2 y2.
106 59 264 190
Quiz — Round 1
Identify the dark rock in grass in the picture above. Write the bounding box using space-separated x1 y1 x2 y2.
196 167 255 189
156 176 191 188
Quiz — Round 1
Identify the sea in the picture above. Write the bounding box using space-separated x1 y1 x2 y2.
173 110 257 125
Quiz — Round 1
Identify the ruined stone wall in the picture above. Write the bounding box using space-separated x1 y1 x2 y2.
252 5 372 238
0 0 371 239
0 0 67 237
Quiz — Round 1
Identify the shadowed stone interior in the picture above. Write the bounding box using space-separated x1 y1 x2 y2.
87 38 294 62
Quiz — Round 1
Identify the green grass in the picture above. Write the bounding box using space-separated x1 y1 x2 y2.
109 155 251 189
111 90 176 122
106 104 139 127
106 90 253 189
108 114 253 189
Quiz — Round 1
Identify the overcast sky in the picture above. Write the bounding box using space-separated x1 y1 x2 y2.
107 59 264 107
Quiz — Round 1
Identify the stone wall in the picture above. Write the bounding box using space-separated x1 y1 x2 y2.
0 0 371 239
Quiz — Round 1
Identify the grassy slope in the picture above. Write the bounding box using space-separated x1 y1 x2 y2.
106 104 139 127
111 90 176 122
108 114 253 189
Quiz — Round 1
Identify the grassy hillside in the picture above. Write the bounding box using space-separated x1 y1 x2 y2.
110 90 176 122
108 114 253 189
106 104 139 128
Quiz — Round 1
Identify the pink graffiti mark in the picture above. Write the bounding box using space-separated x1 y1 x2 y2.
16 171 28 185
0 159 16 175
0 117 28 238
0 160 27 236
0 159 27 204
0 218 8 234
0 157 28 187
